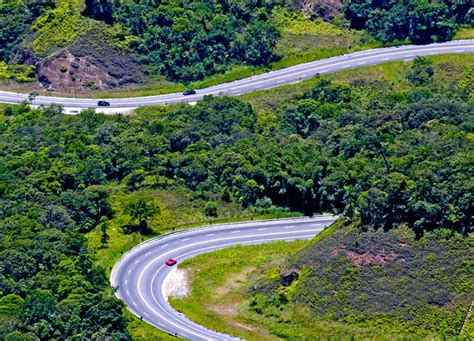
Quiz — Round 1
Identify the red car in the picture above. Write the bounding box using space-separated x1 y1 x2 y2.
165 259 177 266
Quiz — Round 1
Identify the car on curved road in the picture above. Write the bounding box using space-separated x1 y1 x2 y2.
165 259 177 266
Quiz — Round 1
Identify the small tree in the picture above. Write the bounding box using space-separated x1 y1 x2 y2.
100 217 109 247
204 201 218 217
407 57 434 86
125 198 160 234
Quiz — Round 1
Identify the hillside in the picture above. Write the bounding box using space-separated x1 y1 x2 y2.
0 0 471 95
249 222 473 338
1 51 472 338
171 221 473 339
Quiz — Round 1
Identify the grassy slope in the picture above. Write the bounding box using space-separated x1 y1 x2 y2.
169 240 311 341
0 7 382 98
169 220 474 339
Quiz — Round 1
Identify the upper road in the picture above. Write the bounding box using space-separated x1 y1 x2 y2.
0 40 473 111
110 215 338 340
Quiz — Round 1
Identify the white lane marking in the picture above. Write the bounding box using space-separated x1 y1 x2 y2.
341 65 349 69
112 216 335 273
276 80 285 84
125 279 128 285
311 224 322 227
406 54 414 57
205 233 215 237
132 300 138 307
230 230 241 234
257 228 268 231
5 43 474 107
381 57 390 61
285 225 296 229
454 50 465 53
137 228 326 339
182 238 190 241
357 62 366 65
127 269 131 275
145 251 152 256
126 290 130 296
161 244 169 248
134 259 140 265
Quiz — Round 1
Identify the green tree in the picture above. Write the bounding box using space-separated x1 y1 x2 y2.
407 57 434 86
204 201 218 217
125 198 160 234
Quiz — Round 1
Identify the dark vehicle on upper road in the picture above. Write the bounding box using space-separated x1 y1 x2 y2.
97 100 110 106
182 89 196 96
165 259 177 266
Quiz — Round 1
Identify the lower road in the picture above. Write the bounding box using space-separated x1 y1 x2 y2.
0 40 473 111
110 215 337 340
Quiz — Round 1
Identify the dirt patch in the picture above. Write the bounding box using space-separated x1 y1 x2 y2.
163 268 190 298
299 0 343 21
346 249 398 267
35 29 143 93
207 267 273 336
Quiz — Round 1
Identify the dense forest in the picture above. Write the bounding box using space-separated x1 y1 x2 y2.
344 0 472 43
1 54 472 338
0 0 472 88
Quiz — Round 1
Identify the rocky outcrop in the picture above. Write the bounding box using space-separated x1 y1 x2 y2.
36 31 143 93
299 0 343 21
280 268 300 286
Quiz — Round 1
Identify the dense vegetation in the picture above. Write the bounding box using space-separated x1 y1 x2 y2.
344 0 473 43
0 0 471 90
0 55 472 337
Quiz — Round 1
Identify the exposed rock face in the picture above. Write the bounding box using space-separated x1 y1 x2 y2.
299 0 343 21
280 268 300 286
36 32 143 93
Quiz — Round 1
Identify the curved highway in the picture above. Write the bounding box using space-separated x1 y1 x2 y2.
110 215 337 340
0 40 473 110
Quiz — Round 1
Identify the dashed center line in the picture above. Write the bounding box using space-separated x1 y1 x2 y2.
182 238 190 241
230 230 241 234
145 251 152 256
285 225 296 229
205 233 215 237
161 244 169 248
257 228 268 231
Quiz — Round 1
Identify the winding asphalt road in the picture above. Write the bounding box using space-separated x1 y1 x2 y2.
110 215 337 340
0 40 473 111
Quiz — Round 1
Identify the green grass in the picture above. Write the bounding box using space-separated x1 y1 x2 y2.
454 26 474 40
169 241 310 341
0 62 36 83
124 310 177 340
32 0 94 55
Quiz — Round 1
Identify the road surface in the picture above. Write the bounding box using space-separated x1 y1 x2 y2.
0 40 473 112
110 215 338 340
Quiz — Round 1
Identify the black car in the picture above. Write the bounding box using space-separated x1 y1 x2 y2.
97 100 111 106
183 89 196 96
